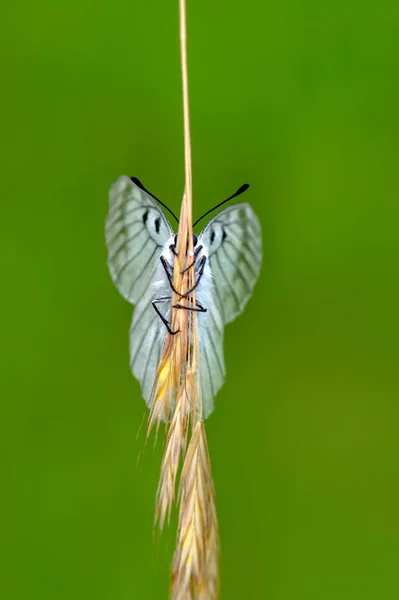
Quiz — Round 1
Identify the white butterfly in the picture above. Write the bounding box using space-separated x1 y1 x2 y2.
106 176 262 418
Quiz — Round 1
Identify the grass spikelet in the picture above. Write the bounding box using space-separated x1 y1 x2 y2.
148 192 221 598
171 421 219 600
155 385 190 529
145 1 220 597
201 444 219 599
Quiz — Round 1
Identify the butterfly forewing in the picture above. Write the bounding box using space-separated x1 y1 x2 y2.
106 176 173 304
199 203 262 323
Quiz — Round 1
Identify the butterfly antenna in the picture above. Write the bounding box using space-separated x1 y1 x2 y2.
130 176 179 224
193 183 250 227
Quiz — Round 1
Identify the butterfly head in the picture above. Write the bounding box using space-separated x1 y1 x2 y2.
173 233 198 249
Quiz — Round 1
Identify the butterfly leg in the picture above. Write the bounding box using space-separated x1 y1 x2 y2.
172 299 207 313
161 252 206 302
160 256 180 295
181 245 203 274
152 297 180 335
180 256 207 298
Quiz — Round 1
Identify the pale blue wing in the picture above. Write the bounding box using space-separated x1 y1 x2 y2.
129 285 166 408
198 202 262 417
198 294 226 419
106 175 174 408
198 203 262 324
105 176 173 304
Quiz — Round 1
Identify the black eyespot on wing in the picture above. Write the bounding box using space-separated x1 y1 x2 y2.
142 210 149 224
155 217 161 234
210 229 215 244
193 233 198 247
222 228 227 241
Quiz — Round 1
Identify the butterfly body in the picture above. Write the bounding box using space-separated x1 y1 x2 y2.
106 176 262 418
148 235 212 337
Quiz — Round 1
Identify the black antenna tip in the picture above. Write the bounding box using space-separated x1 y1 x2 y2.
130 176 143 187
129 176 179 224
192 181 250 228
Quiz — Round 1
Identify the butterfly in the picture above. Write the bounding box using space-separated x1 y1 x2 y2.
105 175 262 418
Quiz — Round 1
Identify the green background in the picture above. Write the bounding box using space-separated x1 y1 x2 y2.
1 0 398 598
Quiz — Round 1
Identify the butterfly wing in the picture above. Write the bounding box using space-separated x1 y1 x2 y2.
197 202 262 417
106 175 174 406
199 202 262 324
106 176 173 303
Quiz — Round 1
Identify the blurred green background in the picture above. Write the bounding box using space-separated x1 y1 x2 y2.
1 0 399 598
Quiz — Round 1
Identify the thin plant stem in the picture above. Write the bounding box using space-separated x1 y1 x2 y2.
179 0 192 227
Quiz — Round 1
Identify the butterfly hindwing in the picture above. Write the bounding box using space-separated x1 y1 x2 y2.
129 285 166 408
198 297 226 419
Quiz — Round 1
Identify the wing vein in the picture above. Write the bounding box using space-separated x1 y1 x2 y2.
202 340 215 399
130 301 152 332
206 328 225 377
214 218 260 244
212 279 226 323
130 316 155 370
114 237 152 284
213 251 241 311
142 329 158 393
106 204 165 231
127 245 159 299
107 219 144 248
220 244 252 292
107 195 141 222
108 226 146 262
208 304 222 335
224 239 258 279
